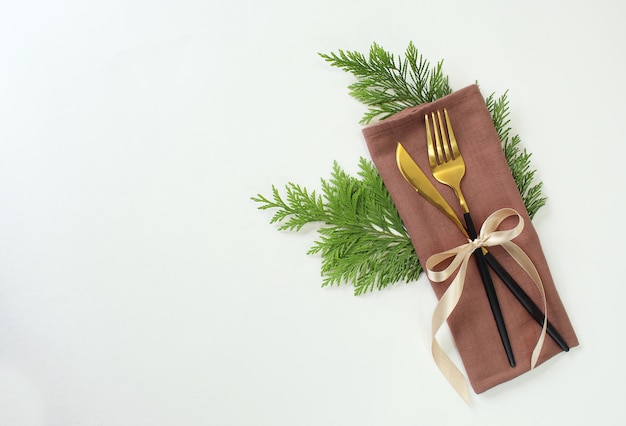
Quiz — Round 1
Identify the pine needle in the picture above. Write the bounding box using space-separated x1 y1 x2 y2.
319 42 452 124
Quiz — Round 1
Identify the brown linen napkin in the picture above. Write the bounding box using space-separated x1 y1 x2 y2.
362 84 578 394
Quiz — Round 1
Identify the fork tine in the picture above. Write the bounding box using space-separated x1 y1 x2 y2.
425 114 438 168
432 112 446 164
436 110 452 162
444 108 460 159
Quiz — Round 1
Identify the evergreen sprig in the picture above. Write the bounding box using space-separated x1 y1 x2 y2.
254 42 546 295
252 184 326 231
252 159 419 295
486 92 547 218
319 42 452 124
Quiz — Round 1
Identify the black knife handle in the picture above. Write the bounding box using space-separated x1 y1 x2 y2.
483 252 570 352
465 212 516 367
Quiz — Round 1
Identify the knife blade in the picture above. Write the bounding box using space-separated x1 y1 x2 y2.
396 143 467 236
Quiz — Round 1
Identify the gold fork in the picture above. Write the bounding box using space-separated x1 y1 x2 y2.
426 110 469 213
426 108 516 367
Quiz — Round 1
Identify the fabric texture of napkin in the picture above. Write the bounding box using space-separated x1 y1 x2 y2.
361 84 578 394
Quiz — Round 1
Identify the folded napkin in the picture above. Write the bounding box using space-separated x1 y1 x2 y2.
362 84 578 394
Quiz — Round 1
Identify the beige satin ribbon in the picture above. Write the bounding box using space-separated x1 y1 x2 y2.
425 208 548 402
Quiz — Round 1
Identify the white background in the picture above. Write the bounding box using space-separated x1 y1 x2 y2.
1 0 625 424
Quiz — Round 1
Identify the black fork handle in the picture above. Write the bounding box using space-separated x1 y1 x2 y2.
465 212 516 368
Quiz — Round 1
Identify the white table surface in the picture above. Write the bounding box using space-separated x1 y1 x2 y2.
1 1 625 424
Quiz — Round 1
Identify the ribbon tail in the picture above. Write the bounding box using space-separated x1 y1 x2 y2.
432 338 470 403
431 257 472 402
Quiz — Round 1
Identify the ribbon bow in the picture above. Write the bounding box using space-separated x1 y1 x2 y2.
425 208 547 402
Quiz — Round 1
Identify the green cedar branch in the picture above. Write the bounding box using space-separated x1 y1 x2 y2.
486 92 547 219
252 159 420 295
319 41 452 124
